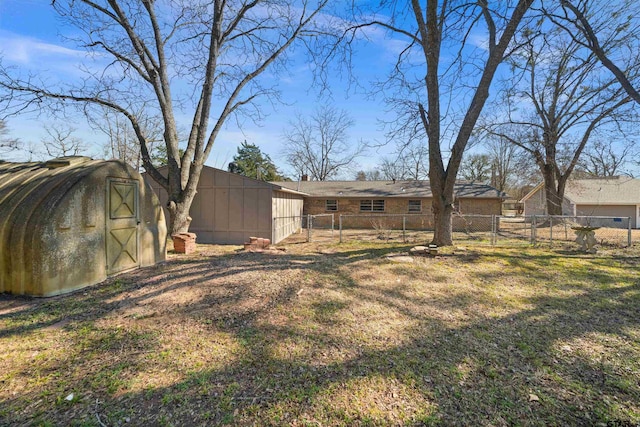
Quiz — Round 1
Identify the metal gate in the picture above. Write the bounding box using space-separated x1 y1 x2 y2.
106 178 140 274
306 213 336 242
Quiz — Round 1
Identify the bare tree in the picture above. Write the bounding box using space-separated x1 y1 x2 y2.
0 0 327 235
90 108 164 170
379 157 407 181
40 124 88 158
547 0 640 105
459 153 492 183
485 135 535 193
487 23 637 215
0 120 20 155
332 1 534 245
354 169 383 181
282 106 365 181
576 139 635 177
377 142 428 181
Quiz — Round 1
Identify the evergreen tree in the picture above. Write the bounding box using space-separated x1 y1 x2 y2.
228 141 285 181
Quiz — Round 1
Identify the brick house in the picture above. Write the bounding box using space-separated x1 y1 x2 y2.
272 179 506 230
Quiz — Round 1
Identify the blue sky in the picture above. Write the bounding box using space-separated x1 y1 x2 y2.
0 0 397 177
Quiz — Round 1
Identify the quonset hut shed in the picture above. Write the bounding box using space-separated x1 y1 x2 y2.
0 157 167 297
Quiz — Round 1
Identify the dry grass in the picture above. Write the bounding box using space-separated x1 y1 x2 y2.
1 240 639 426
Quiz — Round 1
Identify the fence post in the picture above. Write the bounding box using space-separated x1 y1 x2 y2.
307 214 312 243
331 214 335 237
628 217 632 247
339 215 343 243
550 216 553 246
403 216 406 243
531 215 536 245
491 215 495 246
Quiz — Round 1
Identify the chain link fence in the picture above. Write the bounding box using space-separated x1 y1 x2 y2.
336 214 631 248
274 214 633 248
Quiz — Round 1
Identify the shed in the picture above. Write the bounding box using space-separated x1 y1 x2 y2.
0 157 167 297
520 177 640 228
145 166 305 245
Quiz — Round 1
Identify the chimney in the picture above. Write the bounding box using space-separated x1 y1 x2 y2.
301 174 308 181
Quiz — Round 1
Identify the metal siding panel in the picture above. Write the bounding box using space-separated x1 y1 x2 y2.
214 169 229 187
215 189 229 231
200 167 215 188
194 231 214 244
189 191 204 228
244 188 259 230
258 189 272 232
213 231 229 244
228 231 246 244
229 188 244 229
229 174 244 187
199 188 215 229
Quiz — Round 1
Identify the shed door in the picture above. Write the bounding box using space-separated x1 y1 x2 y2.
106 179 139 274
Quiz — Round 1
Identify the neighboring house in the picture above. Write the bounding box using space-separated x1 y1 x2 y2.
521 177 640 228
145 166 306 245
273 179 507 229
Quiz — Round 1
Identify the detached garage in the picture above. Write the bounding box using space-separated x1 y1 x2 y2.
145 166 305 245
0 157 167 297
521 177 640 228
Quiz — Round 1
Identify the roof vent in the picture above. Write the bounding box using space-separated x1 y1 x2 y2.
45 156 93 169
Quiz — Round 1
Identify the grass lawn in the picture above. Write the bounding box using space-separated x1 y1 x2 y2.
1 241 639 426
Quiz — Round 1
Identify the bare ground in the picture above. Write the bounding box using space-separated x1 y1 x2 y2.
1 240 639 426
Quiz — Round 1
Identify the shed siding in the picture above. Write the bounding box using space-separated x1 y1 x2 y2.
272 190 304 243
146 167 304 245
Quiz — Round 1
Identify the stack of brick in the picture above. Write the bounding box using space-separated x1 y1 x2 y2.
244 236 271 251
172 232 197 254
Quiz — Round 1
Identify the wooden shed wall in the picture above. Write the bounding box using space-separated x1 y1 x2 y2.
148 167 282 245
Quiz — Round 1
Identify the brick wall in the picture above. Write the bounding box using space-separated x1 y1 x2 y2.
304 197 502 229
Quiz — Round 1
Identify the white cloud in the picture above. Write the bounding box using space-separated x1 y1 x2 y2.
0 31 88 65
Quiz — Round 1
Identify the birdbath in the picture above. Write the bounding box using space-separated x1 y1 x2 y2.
571 226 600 253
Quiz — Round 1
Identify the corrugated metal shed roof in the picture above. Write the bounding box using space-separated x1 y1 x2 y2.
271 180 506 199
564 177 640 205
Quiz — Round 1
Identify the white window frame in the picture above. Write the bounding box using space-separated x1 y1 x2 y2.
360 199 385 212
325 199 338 211
408 199 422 213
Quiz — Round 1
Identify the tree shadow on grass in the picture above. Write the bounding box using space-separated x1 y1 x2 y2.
1 244 639 426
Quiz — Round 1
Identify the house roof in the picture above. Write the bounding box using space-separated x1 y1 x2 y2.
565 177 640 205
271 180 506 199
521 177 640 205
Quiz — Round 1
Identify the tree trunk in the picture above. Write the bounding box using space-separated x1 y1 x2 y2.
167 199 194 235
431 190 454 246
542 167 563 216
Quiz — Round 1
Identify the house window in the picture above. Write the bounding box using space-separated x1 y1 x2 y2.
360 199 385 212
408 200 421 213
326 199 337 211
